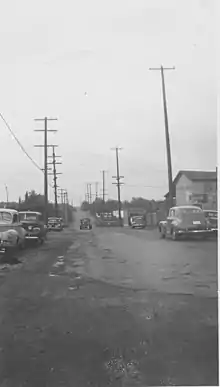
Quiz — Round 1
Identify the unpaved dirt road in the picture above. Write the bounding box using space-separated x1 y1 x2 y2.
0 211 218 386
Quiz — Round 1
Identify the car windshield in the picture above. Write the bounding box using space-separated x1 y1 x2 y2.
20 213 38 221
0 211 13 223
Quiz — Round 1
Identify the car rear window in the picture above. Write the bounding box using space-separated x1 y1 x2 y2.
179 208 202 214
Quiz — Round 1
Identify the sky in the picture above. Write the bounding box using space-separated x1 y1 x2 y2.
0 0 217 205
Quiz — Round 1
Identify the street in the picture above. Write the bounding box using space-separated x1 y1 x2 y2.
0 211 218 386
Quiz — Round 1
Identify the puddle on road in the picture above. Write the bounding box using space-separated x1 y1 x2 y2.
104 356 142 384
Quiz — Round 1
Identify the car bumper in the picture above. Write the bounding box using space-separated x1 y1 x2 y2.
0 243 16 253
25 235 40 240
176 229 214 236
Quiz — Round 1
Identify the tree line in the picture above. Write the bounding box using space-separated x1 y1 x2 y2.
0 190 75 222
81 197 167 215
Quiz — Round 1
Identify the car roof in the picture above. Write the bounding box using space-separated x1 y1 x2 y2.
19 211 41 215
0 208 18 214
171 206 202 210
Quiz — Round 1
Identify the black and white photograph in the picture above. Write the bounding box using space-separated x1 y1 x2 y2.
0 0 218 386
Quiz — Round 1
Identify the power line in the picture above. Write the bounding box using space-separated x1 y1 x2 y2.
0 112 42 172
0 112 54 190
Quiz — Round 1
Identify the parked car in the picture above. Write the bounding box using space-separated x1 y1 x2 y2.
0 208 26 254
19 211 47 244
158 205 214 241
130 216 146 229
47 217 63 231
80 218 92 230
203 210 218 234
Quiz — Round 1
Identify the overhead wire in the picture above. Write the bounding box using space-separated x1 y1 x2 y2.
0 112 54 189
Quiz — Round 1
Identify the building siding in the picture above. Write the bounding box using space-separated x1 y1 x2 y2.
176 175 192 205
175 174 217 210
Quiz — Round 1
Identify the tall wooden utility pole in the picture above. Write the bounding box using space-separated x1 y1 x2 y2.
111 147 124 226
4 184 9 207
88 183 92 204
63 190 68 224
48 146 62 217
149 65 175 209
101 170 107 202
95 182 99 200
34 117 57 223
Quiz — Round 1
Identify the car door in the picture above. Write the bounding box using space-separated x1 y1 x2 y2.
166 209 175 237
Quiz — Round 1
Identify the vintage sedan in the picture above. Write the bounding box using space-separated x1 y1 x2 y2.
159 205 214 241
19 211 47 244
0 208 26 254
47 217 63 231
80 218 92 230
130 216 146 229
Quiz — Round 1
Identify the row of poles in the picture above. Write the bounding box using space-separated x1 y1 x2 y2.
34 117 69 223
85 65 175 223
32 64 174 224
85 146 124 225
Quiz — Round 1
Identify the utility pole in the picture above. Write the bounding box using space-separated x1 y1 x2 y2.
34 117 58 223
85 184 90 203
95 182 99 200
101 170 107 202
48 146 62 217
88 183 92 204
58 188 65 221
111 147 124 226
149 65 175 209
63 190 68 225
4 184 9 207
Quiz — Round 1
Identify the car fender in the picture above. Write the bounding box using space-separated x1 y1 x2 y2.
1 229 18 246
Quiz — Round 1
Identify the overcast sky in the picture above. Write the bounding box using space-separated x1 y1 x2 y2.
0 0 216 204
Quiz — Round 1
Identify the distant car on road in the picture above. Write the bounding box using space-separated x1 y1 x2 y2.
19 211 47 244
203 210 218 234
130 216 146 229
158 205 214 241
0 208 26 254
80 218 92 230
48 217 63 231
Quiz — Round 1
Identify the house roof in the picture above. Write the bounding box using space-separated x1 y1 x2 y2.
164 170 217 198
174 170 217 184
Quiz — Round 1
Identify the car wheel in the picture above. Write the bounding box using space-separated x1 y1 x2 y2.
19 238 26 250
40 237 44 245
160 229 165 239
172 229 178 241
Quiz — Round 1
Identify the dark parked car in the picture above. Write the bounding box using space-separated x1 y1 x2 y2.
203 210 218 234
158 205 214 241
130 216 146 229
80 218 92 230
48 217 63 231
19 211 47 244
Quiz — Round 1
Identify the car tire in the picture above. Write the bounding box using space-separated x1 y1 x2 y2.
172 229 178 241
19 238 26 250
